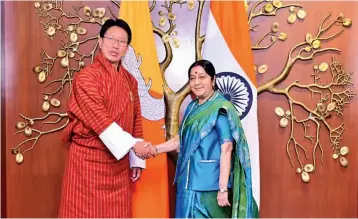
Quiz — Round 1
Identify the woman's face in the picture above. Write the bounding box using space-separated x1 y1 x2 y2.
189 65 215 99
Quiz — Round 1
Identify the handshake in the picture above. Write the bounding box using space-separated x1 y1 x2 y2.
132 141 157 159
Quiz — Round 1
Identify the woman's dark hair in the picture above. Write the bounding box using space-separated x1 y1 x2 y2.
188 59 218 90
100 19 132 44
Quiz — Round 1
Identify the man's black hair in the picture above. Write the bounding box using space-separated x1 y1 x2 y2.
100 19 132 44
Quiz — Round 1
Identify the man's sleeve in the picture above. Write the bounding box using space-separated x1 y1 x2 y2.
69 73 140 160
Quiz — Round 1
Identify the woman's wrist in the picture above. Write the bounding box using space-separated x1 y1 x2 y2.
218 188 228 193
219 183 228 190
154 146 158 155
156 144 164 154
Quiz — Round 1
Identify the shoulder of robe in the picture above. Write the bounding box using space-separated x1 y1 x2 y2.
74 62 103 83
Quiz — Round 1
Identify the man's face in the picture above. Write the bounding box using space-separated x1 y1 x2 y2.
99 26 129 65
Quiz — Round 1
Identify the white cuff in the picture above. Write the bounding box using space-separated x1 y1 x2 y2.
99 122 140 160
129 149 146 169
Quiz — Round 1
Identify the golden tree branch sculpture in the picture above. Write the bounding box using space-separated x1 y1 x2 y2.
251 7 354 182
248 0 303 51
257 13 348 94
248 1 303 24
12 0 111 164
269 57 354 182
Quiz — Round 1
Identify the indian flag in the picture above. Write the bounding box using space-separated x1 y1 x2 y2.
119 1 169 218
202 0 260 214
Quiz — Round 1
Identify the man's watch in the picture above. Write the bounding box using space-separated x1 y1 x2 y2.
219 188 228 193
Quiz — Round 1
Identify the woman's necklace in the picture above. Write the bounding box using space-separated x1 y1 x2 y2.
198 91 216 105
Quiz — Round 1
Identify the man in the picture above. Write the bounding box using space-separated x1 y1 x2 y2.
58 19 156 218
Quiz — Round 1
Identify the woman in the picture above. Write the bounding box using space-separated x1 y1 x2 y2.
154 60 258 218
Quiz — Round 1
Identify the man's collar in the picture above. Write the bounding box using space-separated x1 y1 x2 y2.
95 51 122 73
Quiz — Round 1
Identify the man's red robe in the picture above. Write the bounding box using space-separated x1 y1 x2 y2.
58 52 142 218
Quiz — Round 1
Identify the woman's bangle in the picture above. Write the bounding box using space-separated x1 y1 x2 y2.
218 188 228 193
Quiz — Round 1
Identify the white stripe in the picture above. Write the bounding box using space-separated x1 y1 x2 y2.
203 11 261 208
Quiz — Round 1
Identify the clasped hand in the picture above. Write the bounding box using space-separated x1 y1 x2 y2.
132 141 156 159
